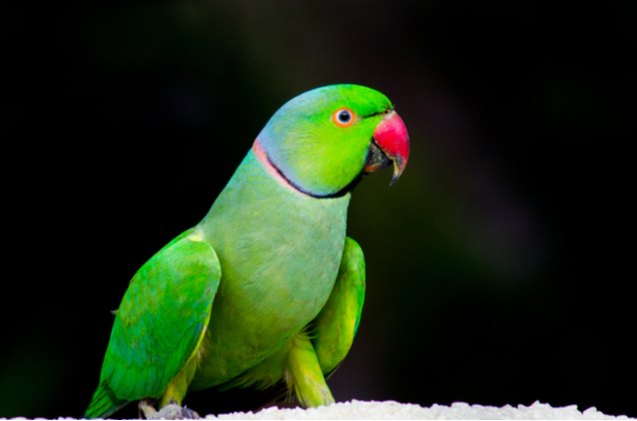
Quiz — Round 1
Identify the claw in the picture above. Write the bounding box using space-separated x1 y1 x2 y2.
139 399 158 419
139 401 200 420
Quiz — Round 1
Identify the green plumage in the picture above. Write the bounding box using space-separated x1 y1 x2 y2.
86 229 220 418
85 84 408 418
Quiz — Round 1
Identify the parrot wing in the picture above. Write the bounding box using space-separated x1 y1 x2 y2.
85 228 221 418
311 237 366 375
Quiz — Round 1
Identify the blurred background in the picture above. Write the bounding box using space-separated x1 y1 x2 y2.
2 0 636 418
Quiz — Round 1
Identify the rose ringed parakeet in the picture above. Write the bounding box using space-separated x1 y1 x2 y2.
85 84 410 419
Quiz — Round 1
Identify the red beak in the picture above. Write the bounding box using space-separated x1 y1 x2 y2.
368 110 410 185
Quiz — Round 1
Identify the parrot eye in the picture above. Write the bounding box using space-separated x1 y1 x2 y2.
332 108 356 128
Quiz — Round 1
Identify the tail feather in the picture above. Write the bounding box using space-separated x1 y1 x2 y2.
85 384 127 419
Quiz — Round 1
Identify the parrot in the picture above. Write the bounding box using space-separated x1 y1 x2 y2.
85 84 410 419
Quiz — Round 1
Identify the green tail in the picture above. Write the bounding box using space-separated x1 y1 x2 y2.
85 384 127 419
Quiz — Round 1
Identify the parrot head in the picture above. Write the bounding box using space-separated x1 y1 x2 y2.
256 84 409 197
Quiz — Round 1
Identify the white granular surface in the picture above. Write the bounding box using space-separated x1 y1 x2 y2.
4 400 634 420
206 400 633 420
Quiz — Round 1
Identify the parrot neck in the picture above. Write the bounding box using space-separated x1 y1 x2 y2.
252 139 351 200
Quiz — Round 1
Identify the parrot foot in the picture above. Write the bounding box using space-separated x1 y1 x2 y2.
139 400 201 420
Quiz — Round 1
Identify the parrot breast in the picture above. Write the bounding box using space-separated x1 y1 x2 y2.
192 149 350 389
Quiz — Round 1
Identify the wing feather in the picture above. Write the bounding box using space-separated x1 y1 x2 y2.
85 228 221 418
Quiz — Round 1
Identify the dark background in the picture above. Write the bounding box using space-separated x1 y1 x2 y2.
2 0 636 418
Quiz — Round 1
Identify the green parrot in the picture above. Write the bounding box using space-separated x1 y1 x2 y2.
85 84 410 419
